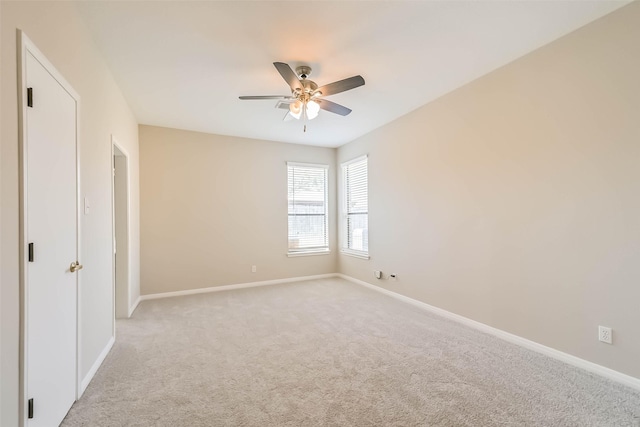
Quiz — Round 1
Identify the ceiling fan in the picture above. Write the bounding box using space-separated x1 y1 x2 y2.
239 62 365 128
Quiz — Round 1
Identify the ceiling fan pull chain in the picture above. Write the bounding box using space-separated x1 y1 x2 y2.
303 103 308 133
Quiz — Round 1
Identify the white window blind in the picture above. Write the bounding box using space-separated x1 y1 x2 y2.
342 155 368 254
287 162 329 253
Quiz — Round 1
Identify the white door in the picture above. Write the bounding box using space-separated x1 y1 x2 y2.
24 47 79 426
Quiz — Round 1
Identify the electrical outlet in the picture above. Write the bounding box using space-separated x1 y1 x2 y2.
598 326 612 344
374 270 382 279
251 265 257 273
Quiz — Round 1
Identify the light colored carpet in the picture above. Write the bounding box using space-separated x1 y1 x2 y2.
62 278 640 426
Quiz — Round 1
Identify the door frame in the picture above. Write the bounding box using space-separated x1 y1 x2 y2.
17 30 83 425
111 137 132 320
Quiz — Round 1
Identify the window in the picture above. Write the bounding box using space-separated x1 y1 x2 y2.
287 162 329 256
341 155 368 258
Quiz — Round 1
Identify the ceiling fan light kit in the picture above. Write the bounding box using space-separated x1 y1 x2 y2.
289 99 320 121
239 62 365 131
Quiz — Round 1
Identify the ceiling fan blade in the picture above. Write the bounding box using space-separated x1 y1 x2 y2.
274 62 303 91
239 95 293 100
317 99 352 116
316 75 364 97
275 100 293 110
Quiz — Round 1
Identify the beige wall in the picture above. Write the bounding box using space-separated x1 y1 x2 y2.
338 2 640 379
1 2 140 424
140 125 337 295
0 2 4 424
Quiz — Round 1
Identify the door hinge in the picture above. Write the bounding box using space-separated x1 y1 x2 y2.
28 243 34 262
28 398 34 419
27 88 33 108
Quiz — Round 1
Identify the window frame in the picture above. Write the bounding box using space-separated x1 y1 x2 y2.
286 161 330 257
340 155 370 259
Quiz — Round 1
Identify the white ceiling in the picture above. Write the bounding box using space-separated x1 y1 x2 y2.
75 1 628 148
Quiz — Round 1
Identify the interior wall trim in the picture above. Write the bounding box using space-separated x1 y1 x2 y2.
337 274 640 392
138 273 338 301
80 336 115 397
128 296 141 318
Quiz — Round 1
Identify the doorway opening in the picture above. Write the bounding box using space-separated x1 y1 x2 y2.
112 141 131 319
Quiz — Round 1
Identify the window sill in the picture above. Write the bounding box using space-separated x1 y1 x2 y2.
340 249 370 260
287 250 331 258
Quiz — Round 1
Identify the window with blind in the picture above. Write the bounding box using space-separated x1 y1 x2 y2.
287 162 329 255
341 155 369 257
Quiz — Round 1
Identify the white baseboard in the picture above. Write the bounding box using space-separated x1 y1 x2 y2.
79 335 115 396
337 274 640 392
128 296 141 317
139 273 338 301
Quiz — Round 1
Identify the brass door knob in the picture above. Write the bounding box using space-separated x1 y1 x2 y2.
70 262 83 273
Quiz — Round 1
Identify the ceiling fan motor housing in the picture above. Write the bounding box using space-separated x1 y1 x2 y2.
293 78 319 100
